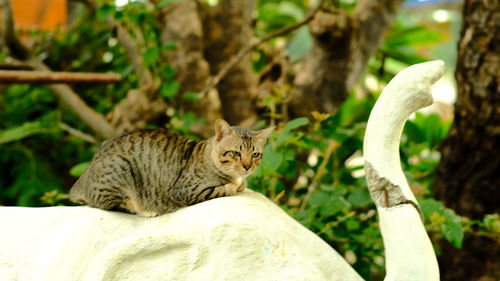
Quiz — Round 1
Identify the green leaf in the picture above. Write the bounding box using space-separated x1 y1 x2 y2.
0 115 59 144
419 198 443 218
275 133 291 147
162 41 177 51
294 208 318 225
385 25 441 49
259 145 283 174
404 121 425 143
319 197 351 216
287 26 312 61
97 4 114 21
347 188 373 207
275 117 309 146
283 117 309 133
483 214 500 233
157 0 179 9
143 47 160 66
70 162 89 177
252 49 267 72
440 207 465 248
275 2 304 20
442 221 464 248
405 113 451 148
309 191 330 206
420 114 450 147
162 66 176 80
258 4 299 32
345 218 361 230
114 10 124 20
418 199 466 248
160 81 181 99
182 91 200 102
382 49 428 65
258 2 304 33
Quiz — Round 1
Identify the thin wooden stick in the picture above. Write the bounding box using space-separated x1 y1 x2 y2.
0 70 122 84
58 123 97 144
0 61 32 70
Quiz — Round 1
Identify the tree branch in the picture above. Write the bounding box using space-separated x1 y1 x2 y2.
0 70 122 83
28 60 117 139
199 2 322 98
58 122 97 144
0 59 32 70
0 0 116 139
107 18 155 89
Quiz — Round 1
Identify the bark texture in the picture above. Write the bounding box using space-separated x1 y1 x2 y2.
434 0 500 280
203 0 259 126
289 9 353 116
154 0 219 135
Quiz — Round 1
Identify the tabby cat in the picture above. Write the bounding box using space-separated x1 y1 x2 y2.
69 119 274 217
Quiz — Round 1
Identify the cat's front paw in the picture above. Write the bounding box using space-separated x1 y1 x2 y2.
222 178 247 195
222 182 240 195
236 180 247 192
136 210 160 217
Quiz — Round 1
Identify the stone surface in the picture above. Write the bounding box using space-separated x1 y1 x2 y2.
0 190 362 281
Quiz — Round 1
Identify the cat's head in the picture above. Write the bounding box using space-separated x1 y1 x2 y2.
210 119 274 178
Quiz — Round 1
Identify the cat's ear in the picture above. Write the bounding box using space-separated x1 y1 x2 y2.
215 119 234 141
256 126 275 140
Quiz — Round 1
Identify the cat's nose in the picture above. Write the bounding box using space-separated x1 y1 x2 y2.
242 162 252 171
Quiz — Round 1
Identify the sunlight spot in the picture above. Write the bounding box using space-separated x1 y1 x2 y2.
432 9 452 23
102 52 113 63
206 0 219 7
297 175 308 187
108 37 118 47
307 149 319 167
344 250 357 264
364 74 380 92
115 0 129 7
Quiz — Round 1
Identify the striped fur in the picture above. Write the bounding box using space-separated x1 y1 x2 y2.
69 119 274 217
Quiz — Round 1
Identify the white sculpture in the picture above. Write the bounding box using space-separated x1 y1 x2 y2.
363 60 443 281
0 60 444 281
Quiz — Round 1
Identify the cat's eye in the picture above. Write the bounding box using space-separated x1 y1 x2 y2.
252 152 261 158
232 151 241 157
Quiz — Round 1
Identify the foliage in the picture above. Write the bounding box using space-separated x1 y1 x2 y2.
0 1 498 280
248 95 489 278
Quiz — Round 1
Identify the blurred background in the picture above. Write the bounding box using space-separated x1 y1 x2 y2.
0 0 498 280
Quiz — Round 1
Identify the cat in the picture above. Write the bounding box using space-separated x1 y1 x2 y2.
69 119 274 217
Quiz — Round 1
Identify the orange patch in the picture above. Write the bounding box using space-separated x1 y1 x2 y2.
11 0 67 30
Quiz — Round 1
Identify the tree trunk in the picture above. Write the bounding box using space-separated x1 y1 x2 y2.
433 0 500 280
288 9 354 117
154 0 219 136
203 0 258 126
288 0 403 117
